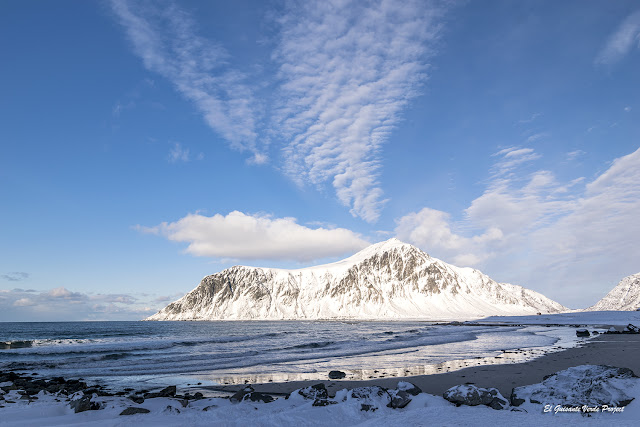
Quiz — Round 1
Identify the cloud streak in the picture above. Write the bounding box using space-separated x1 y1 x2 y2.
110 0 265 163
596 10 640 65
138 210 369 262
273 0 447 222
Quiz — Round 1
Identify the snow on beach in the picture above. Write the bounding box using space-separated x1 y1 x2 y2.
1 370 639 426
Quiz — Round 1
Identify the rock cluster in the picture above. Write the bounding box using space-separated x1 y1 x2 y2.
605 324 640 334
290 381 423 411
510 365 638 408
443 384 509 410
0 370 206 415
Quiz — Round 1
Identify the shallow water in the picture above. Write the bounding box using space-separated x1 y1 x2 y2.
0 321 588 390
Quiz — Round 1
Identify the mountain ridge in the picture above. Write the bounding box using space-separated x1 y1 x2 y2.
587 273 640 311
146 238 567 320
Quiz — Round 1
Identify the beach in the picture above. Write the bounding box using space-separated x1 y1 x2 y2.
214 333 640 398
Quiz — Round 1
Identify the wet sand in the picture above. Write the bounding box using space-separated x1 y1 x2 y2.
203 334 640 398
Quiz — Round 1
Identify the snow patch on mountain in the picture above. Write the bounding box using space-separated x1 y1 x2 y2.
147 239 566 320
588 273 640 311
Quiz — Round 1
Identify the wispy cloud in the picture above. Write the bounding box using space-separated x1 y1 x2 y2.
517 113 541 124
596 10 640 65
395 147 640 307
272 0 448 222
110 0 265 163
624 106 632 112
566 149 585 161
526 132 549 143
168 142 192 163
1 272 29 282
137 210 369 262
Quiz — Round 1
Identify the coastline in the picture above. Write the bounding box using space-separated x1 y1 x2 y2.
204 333 640 398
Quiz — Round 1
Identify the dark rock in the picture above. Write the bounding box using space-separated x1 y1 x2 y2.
163 405 180 414
312 399 337 407
328 370 346 380
576 329 590 337
203 405 218 411
230 386 254 403
144 385 177 399
194 392 204 400
69 395 94 413
128 395 145 404
509 388 526 407
396 381 422 396
245 392 275 403
158 385 176 397
387 390 412 409
444 385 508 410
345 386 391 412
120 407 151 416
296 383 328 400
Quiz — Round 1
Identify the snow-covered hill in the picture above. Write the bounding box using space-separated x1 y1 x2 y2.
146 239 566 320
587 273 640 311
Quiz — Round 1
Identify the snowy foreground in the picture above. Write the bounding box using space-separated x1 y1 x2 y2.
2 365 640 426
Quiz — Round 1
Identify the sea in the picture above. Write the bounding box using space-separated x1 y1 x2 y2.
0 321 587 392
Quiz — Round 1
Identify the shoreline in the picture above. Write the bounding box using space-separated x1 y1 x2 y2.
202 333 640 398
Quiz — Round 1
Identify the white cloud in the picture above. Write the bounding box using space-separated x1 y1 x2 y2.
596 10 640 65
526 132 549 143
110 0 264 159
490 147 541 181
168 142 190 163
566 149 585 161
395 147 640 308
624 106 632 112
138 210 370 262
273 0 447 222
395 208 502 266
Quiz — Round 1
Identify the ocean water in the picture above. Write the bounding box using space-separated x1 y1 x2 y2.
0 321 585 391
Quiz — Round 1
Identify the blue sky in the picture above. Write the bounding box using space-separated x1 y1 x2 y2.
1 0 639 320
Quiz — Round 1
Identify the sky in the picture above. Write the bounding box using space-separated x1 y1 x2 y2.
1 0 639 321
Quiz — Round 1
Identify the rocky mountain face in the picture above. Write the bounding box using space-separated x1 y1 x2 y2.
146 239 566 320
588 273 640 311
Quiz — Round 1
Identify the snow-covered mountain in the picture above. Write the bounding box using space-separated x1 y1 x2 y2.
587 273 640 311
146 239 566 320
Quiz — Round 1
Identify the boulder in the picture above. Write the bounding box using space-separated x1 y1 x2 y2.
120 407 151 416
328 370 346 380
295 383 328 401
387 390 412 409
576 329 590 337
510 365 638 408
339 386 391 412
230 386 254 403
396 381 422 396
245 392 275 403
443 385 508 410
69 395 97 413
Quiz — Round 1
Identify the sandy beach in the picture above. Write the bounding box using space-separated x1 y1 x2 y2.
206 333 640 398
